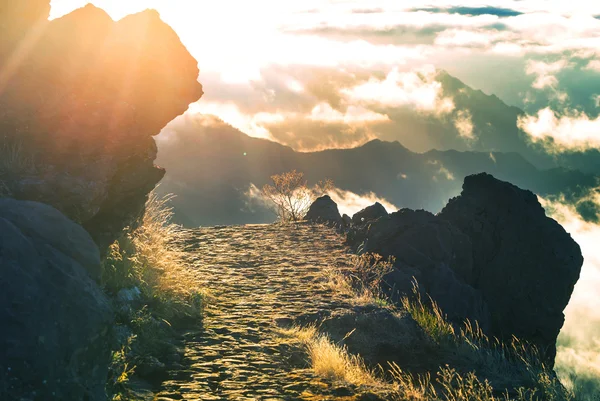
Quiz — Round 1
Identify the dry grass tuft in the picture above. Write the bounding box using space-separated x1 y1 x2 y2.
322 253 394 308
104 192 207 399
103 192 205 322
280 326 383 388
317 258 575 400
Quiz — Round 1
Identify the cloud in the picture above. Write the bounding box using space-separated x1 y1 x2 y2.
526 59 573 89
351 8 384 15
412 6 523 18
342 66 455 115
586 60 600 72
308 103 389 124
518 107 600 152
540 193 600 395
327 188 398 217
454 110 475 140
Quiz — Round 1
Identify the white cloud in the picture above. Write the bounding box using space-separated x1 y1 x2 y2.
525 59 573 89
434 29 501 48
518 107 600 152
540 194 600 393
308 103 390 124
587 60 600 73
342 65 455 115
189 101 283 140
327 188 398 217
454 109 475 140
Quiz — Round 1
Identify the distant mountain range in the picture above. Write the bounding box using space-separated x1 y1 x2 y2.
156 115 598 227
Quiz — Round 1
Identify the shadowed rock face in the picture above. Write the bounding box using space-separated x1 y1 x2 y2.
304 195 342 224
352 202 388 225
0 3 203 251
347 174 583 364
439 173 583 363
0 199 113 401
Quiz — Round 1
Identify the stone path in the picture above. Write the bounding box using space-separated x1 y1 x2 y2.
156 223 366 401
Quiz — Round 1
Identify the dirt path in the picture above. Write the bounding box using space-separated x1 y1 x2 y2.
156 223 364 401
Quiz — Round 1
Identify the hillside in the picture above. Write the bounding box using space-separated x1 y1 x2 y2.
156 116 597 226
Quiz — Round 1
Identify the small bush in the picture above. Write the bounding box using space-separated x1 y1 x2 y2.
261 170 332 222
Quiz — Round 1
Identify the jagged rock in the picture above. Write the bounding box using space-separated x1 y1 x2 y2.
439 173 583 362
0 3 203 251
304 195 342 224
347 209 489 329
352 202 388 225
346 173 583 364
0 199 113 401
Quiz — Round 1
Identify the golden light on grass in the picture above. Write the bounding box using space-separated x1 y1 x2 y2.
279 325 382 388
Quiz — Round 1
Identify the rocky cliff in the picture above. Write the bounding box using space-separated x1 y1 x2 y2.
0 3 202 400
346 173 583 364
0 1 203 251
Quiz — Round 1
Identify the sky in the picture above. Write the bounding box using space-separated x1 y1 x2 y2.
50 0 600 152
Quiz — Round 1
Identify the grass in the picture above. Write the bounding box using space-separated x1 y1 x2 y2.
279 325 382 388
102 192 206 399
302 255 576 400
322 253 395 308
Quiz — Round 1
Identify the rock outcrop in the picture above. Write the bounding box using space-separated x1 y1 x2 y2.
352 202 388 225
347 208 490 330
347 174 583 363
439 173 582 362
0 199 113 401
304 195 342 224
0 3 203 251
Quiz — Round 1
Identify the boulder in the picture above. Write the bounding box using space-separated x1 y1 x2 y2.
352 202 388 225
439 173 583 362
317 307 437 373
0 199 113 401
305 195 342 224
0 3 203 252
347 209 489 329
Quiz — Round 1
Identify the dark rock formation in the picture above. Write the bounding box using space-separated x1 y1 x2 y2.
341 214 352 227
0 199 113 401
439 173 583 362
305 195 342 224
352 202 388 225
0 3 203 251
348 209 490 330
346 174 583 363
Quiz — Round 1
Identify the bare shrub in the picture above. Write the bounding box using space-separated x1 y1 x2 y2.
261 170 332 222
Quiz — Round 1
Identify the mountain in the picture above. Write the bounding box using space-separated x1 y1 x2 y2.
435 71 600 174
156 115 597 226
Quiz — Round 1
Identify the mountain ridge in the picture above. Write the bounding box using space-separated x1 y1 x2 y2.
156 116 598 226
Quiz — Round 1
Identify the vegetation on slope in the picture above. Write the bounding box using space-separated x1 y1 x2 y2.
284 252 575 401
101 192 205 400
